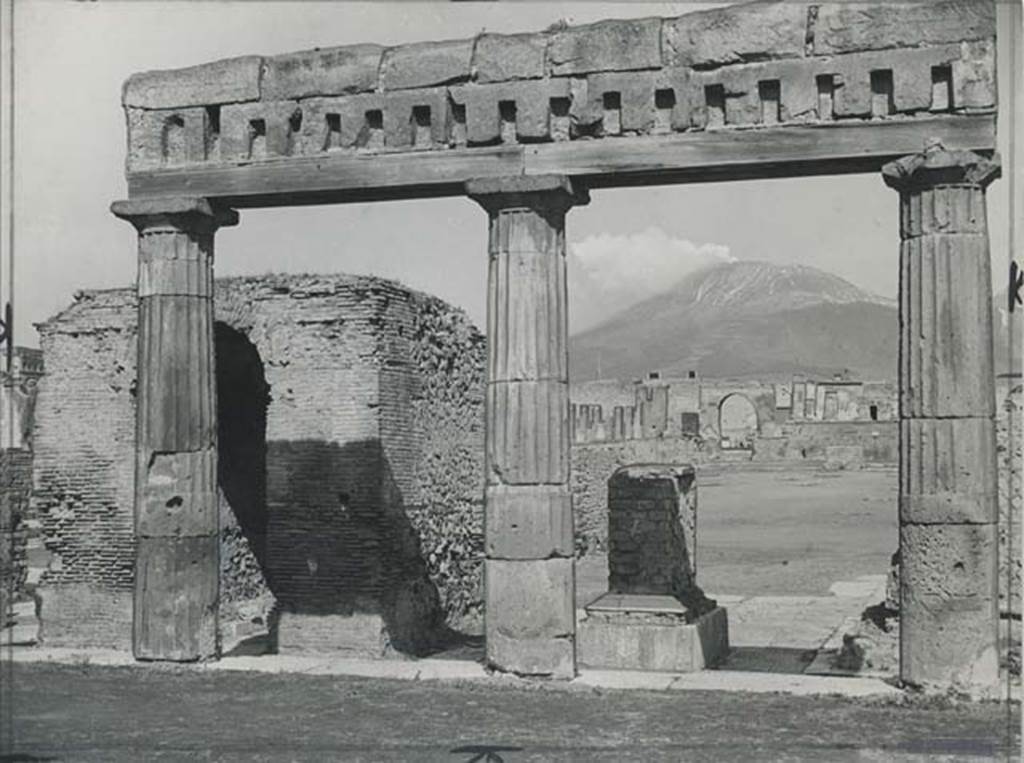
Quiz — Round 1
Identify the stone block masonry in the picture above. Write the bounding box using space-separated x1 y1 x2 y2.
121 2 996 173
31 273 485 654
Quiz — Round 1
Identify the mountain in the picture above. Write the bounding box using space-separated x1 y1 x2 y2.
569 261 899 382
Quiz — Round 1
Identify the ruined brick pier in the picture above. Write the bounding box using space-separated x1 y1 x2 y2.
106 1 1003 689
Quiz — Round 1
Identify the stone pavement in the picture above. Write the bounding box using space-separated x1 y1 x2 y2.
3 574 912 698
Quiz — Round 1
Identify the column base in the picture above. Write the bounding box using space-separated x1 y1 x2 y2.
485 557 575 678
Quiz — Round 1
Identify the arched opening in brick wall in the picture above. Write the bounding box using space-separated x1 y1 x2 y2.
215 323 272 615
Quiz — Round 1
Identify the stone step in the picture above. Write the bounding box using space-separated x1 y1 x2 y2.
1 619 40 646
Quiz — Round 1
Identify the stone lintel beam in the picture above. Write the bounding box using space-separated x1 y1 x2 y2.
883 140 1001 692
111 196 237 662
468 174 586 679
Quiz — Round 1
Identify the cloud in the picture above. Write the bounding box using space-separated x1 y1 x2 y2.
568 227 733 333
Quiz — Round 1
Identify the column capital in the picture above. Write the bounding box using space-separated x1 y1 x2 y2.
882 141 1000 192
466 174 589 217
111 197 239 234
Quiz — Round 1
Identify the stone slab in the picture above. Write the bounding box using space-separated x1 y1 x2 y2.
381 39 474 90
585 593 690 616
578 605 728 673
275 611 386 657
548 18 662 76
813 1 996 56
900 591 999 690
485 484 573 560
662 3 806 69
486 630 575 678
485 558 575 641
123 56 262 110
473 33 548 84
261 45 383 100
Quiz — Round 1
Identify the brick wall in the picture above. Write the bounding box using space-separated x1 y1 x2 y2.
607 464 697 597
571 438 700 555
1 448 33 620
32 274 485 650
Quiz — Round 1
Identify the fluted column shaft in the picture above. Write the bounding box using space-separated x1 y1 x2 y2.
112 197 238 661
883 145 1001 691
467 175 588 678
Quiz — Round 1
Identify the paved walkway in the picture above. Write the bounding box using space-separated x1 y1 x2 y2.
3 574 905 698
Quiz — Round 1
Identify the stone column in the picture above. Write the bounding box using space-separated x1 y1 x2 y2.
882 143 1001 690
466 175 588 678
111 197 238 661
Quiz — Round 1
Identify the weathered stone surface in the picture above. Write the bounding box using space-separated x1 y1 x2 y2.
474 33 548 83
123 56 262 110
900 523 997 602
261 44 383 100
828 46 967 119
487 630 575 678
276 611 385 657
485 484 572 559
486 381 569 486
663 2 806 69
485 559 574 639
486 557 575 675
814 1 996 56
381 88 450 149
578 604 728 672
220 101 301 160
575 71 661 135
126 107 212 169
953 40 996 110
548 18 662 76
134 535 219 661
381 39 473 90
900 591 999 690
139 448 217 537
451 79 571 145
900 418 997 524
294 93 386 154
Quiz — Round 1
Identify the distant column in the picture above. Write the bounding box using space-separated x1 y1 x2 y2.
112 197 238 661
882 142 1001 691
466 175 588 678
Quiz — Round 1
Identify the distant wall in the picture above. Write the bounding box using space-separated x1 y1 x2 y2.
32 274 485 651
571 438 700 554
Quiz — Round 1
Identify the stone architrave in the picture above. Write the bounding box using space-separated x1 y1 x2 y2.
882 142 1001 691
466 175 588 678
111 197 238 661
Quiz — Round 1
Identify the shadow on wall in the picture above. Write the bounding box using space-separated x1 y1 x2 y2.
217 324 270 573
215 322 444 656
265 438 443 654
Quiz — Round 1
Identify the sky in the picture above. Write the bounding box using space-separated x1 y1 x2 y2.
5 1 1018 347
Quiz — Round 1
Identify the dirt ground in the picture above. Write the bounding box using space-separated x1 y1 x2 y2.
578 465 897 604
2 662 1018 762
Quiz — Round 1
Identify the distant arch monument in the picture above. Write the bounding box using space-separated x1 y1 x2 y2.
718 393 759 447
109 1 1001 690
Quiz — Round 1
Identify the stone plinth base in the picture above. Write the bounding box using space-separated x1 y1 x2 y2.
275 611 387 657
578 594 729 672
